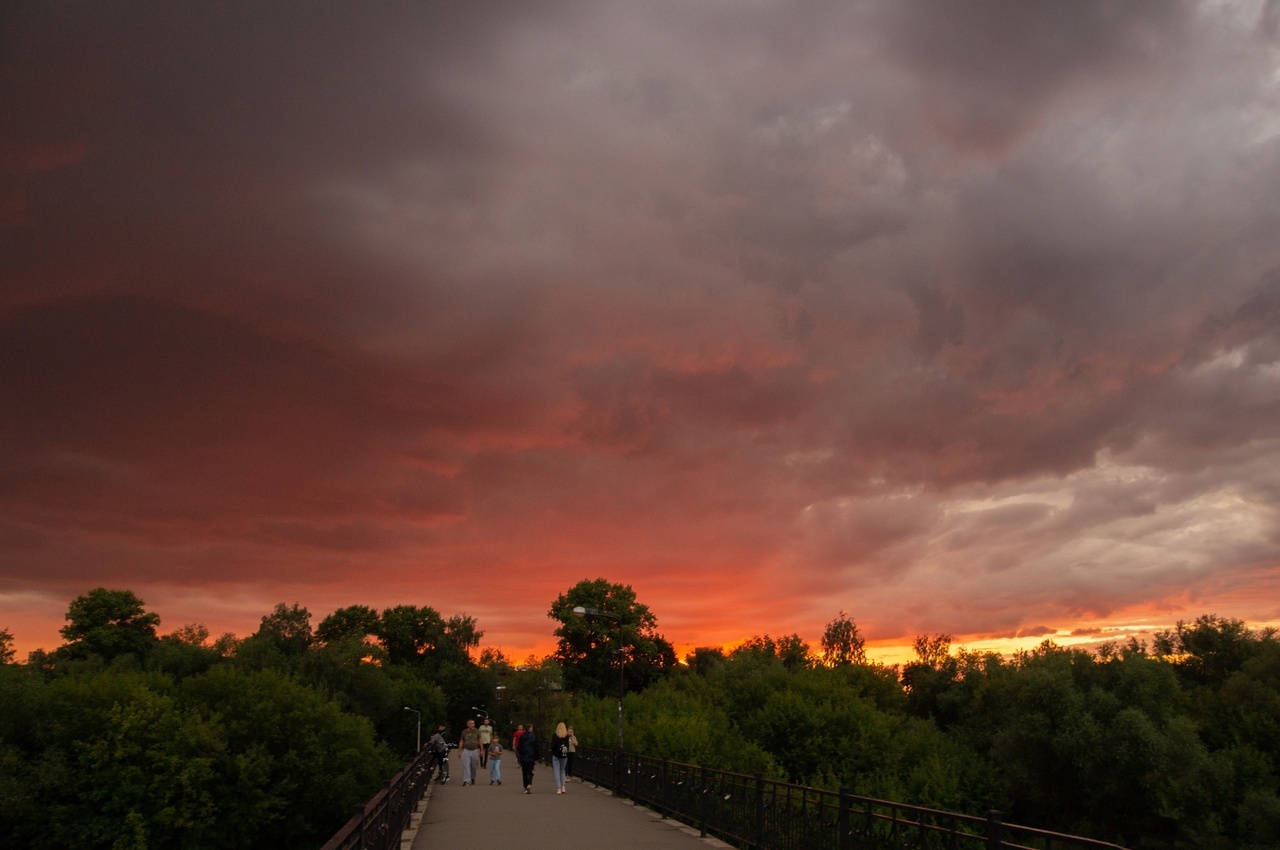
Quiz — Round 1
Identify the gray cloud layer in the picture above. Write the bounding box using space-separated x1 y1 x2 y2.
3 1 1280 652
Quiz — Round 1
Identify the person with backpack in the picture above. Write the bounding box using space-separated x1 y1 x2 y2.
550 722 571 794
516 722 540 793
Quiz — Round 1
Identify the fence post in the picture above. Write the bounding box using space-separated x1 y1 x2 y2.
351 803 365 847
699 764 709 838
986 810 1004 850
381 779 395 850
839 787 852 850
754 773 765 850
660 758 669 818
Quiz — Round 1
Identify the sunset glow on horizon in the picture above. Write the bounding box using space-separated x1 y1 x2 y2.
4 2 1280 668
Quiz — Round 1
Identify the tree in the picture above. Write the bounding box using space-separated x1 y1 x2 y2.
548 578 677 697
913 633 953 669
685 646 726 675
59 588 161 661
376 605 446 667
776 634 811 670
1155 614 1258 688
820 611 866 667
728 634 810 670
150 624 219 680
253 602 313 656
0 628 14 665
165 623 210 646
315 605 380 647
443 614 483 659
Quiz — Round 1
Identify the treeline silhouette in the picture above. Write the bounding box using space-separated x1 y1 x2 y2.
566 617 1280 849
0 589 499 850
3 589 1278 849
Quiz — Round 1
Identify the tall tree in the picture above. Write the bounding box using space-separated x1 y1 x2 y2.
913 633 953 669
0 628 14 664
59 588 161 661
820 611 866 667
377 605 446 667
548 578 676 697
316 605 380 646
253 602 313 656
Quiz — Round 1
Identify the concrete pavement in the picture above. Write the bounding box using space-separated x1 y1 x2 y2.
406 760 731 850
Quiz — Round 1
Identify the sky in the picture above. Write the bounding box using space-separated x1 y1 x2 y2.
4 1 1280 665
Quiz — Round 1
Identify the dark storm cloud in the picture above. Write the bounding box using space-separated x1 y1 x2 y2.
3 1 1280 655
873 0 1195 155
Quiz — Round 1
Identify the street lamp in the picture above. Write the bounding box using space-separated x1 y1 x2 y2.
572 606 625 752
403 706 421 753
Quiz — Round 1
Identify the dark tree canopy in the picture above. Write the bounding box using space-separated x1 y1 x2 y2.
59 588 161 661
820 610 866 667
254 602 314 656
548 578 677 697
316 605 381 646
377 605 447 667
729 634 811 670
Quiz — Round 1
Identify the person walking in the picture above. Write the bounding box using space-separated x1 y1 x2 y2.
512 723 525 752
478 717 493 768
487 736 504 785
516 722 540 793
566 725 578 782
428 723 450 783
459 719 482 786
550 722 570 794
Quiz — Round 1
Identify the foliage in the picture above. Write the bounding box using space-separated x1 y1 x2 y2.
729 633 811 670
548 578 677 697
315 605 380 646
819 610 866 667
58 588 161 662
1 589 496 849
253 602 314 656
10 589 1280 849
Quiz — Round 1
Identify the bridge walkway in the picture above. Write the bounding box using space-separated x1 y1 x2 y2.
407 761 730 850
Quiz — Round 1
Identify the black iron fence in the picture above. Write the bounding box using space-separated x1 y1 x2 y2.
574 746 1126 850
319 748 434 850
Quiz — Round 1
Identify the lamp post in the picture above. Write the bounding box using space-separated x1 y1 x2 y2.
572 606 625 751
403 706 421 753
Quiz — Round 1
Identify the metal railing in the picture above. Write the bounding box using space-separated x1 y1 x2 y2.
320 748 435 850
574 746 1126 850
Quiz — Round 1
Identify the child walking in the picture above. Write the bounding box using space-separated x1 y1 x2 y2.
487 736 503 785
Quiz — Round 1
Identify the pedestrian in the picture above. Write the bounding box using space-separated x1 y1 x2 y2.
487 736 504 785
512 723 525 751
516 722 540 793
459 719 482 786
428 723 450 783
550 721 570 794
478 716 493 768
566 725 578 781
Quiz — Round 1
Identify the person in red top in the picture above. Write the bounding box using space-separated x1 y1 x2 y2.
512 723 525 751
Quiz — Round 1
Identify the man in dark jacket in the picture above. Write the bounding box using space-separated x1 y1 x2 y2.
516 722 540 793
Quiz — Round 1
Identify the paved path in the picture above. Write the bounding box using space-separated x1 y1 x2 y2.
407 761 729 850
